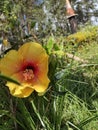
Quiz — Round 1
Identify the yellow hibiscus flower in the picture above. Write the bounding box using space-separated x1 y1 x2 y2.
0 42 50 98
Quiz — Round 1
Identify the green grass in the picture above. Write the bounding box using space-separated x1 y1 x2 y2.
0 25 98 130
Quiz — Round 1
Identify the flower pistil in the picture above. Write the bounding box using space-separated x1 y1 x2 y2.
23 69 34 81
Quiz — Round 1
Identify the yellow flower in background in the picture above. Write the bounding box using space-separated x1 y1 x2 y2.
0 42 50 98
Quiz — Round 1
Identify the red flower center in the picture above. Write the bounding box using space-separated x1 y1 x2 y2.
23 69 34 81
22 65 36 81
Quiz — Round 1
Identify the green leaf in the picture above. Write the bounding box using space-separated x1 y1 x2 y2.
46 37 54 54
0 74 20 85
0 110 9 117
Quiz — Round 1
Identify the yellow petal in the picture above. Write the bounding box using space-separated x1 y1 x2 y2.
31 75 50 92
0 50 22 76
11 71 24 83
18 42 48 63
36 55 49 76
6 82 34 98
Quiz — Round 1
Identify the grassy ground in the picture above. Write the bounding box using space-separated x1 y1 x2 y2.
0 25 98 130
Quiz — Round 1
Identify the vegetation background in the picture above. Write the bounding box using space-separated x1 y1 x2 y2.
0 0 98 130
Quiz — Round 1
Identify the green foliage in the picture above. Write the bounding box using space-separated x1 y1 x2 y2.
1 25 98 130
0 0 98 124
45 36 55 54
0 74 20 85
0 0 98 129
66 26 98 45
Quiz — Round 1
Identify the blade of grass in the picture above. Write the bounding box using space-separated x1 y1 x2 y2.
67 121 81 130
18 99 36 130
0 74 20 85
30 99 46 129
78 115 98 128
